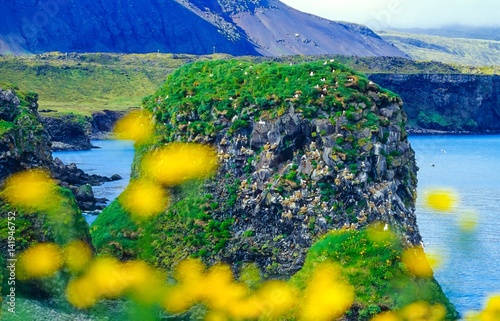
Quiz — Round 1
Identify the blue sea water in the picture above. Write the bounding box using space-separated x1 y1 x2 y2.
52 140 135 224
409 135 500 316
53 136 500 316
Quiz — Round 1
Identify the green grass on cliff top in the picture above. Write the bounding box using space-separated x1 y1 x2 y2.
0 52 231 116
0 52 498 117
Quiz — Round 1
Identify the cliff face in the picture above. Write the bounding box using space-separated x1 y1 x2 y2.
130 59 421 275
369 74 500 132
0 0 407 57
0 86 119 210
0 87 52 181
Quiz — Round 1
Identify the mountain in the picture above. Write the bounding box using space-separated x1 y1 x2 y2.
378 31 500 66
0 0 406 57
386 26 500 41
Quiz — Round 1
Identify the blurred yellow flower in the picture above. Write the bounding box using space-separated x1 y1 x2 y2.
86 257 127 299
467 295 500 321
401 246 434 278
174 258 205 285
121 260 167 304
163 284 198 314
399 301 446 321
458 210 479 232
300 262 355 321
141 143 218 186
18 243 63 279
66 276 99 309
113 110 154 144
2 169 61 211
202 264 242 311
63 240 93 273
205 311 229 321
120 180 169 221
371 311 401 321
255 280 297 319
424 189 458 212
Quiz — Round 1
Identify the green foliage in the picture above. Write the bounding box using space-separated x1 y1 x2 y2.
242 229 255 237
0 53 212 116
227 179 241 207
0 120 14 135
0 188 90 299
291 229 459 320
143 59 380 139
90 200 141 260
127 182 236 267
417 111 453 130
317 181 336 202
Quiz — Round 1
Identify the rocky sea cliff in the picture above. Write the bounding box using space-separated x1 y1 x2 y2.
92 59 458 319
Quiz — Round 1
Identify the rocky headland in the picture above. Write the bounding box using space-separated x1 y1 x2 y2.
39 110 127 151
0 85 121 211
92 59 458 318
369 73 500 133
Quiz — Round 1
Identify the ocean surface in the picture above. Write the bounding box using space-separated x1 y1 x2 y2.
52 140 135 224
409 135 500 316
53 136 500 316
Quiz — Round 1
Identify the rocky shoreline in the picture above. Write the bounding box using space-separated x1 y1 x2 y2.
0 86 123 212
40 110 126 151
407 127 500 135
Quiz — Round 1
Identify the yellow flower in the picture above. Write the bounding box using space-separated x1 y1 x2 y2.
63 240 93 273
18 243 63 279
300 262 355 321
163 259 207 313
399 301 446 321
119 180 169 221
113 110 154 144
121 260 166 304
66 276 99 309
371 311 401 321
254 280 297 319
424 189 458 212
467 295 500 321
401 246 434 278
2 169 61 211
85 257 127 299
141 143 218 186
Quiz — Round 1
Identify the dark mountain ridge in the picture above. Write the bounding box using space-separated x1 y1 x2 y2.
0 0 407 57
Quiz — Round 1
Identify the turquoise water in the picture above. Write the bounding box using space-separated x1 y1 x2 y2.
53 137 500 315
409 135 500 316
52 140 135 224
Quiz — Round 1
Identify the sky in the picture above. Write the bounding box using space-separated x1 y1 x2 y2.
280 0 500 30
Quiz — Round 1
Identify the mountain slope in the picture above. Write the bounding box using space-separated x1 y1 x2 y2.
378 31 500 66
0 0 406 57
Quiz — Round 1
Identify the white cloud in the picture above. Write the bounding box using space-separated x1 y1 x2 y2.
280 0 500 29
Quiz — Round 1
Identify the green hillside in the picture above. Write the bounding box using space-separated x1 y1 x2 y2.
379 31 500 67
0 52 230 116
0 52 498 120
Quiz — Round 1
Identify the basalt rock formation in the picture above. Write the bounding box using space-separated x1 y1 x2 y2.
127 59 421 275
369 73 500 133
